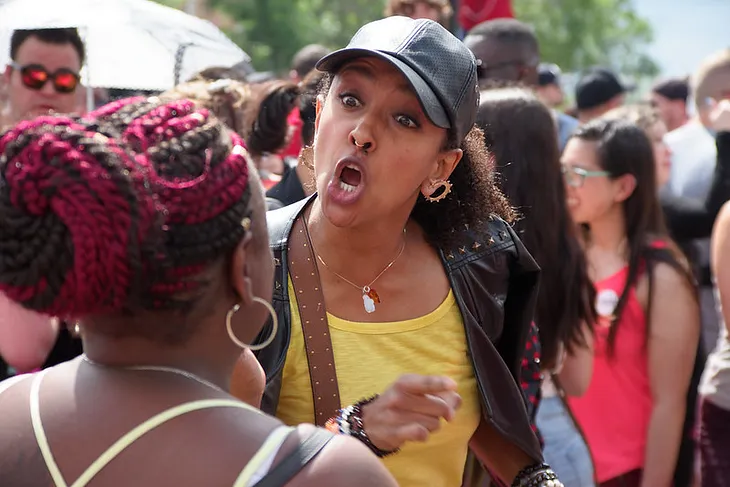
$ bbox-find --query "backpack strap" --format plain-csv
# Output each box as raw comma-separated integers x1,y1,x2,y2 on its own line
251,428,334,487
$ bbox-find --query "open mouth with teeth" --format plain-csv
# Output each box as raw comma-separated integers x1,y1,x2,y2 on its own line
338,164,362,192
327,159,366,205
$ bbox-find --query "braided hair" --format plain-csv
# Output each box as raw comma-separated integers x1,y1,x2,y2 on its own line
0,98,254,321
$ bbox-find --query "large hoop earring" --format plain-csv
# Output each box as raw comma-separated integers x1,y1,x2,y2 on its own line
226,297,278,351
424,180,452,203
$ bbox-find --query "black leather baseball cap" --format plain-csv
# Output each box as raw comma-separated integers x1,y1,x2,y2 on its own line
316,16,480,144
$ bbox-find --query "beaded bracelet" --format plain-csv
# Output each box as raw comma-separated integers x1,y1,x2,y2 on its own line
324,394,400,458
511,462,564,487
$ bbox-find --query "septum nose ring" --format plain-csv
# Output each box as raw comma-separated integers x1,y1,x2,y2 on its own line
353,138,368,152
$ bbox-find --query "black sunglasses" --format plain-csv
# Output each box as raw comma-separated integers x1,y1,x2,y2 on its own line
10,62,80,94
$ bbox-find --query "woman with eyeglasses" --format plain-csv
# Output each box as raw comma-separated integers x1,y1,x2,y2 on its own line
562,119,700,487
604,103,730,243
603,102,730,487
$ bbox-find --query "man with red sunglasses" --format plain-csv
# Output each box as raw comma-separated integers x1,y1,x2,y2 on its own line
4,28,84,124
0,27,86,381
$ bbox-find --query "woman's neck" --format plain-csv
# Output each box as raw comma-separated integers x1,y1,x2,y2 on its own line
587,206,628,257
307,198,414,282
81,325,239,393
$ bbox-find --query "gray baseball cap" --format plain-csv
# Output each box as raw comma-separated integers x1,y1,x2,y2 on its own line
317,16,480,144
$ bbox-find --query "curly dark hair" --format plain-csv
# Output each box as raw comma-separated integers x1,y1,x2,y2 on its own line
0,98,255,328
304,74,514,249
162,79,299,158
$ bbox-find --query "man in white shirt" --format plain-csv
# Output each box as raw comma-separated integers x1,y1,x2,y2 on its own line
666,48,730,352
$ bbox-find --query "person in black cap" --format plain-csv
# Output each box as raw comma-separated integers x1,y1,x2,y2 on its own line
575,67,633,124
249,15,562,487
651,77,690,132
536,63,565,108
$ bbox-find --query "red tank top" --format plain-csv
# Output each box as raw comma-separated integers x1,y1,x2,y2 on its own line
568,265,652,482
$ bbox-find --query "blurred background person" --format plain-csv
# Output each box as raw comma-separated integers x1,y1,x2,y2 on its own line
651,77,690,133
536,63,566,109
464,18,578,150
162,76,300,192
574,67,632,124
281,44,332,163
289,44,331,84
384,0,453,26
666,49,730,356
266,69,323,208
564,119,700,487
699,169,730,486
478,87,597,486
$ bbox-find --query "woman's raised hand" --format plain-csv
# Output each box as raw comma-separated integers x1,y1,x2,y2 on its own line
360,374,462,451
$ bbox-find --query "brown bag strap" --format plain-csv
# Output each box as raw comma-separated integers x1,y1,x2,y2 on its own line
287,214,341,426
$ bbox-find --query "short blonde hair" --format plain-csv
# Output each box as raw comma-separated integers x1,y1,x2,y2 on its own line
603,103,661,134
692,48,730,110
384,0,453,23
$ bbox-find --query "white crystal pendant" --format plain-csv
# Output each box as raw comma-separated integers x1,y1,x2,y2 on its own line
362,293,376,313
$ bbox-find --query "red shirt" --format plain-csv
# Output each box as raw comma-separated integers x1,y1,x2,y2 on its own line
569,266,652,482
458,0,514,32
281,109,303,159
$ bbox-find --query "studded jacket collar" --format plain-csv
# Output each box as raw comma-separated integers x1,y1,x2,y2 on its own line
256,195,543,461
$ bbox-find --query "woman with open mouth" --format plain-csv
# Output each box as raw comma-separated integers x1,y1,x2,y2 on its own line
240,16,563,487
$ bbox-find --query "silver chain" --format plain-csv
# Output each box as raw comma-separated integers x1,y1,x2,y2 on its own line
81,355,226,394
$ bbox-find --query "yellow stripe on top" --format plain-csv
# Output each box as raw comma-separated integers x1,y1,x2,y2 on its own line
276,280,480,487
28,370,291,487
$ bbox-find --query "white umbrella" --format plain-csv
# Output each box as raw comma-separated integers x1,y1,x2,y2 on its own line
0,0,251,91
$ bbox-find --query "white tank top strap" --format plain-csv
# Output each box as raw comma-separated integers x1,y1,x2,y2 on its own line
233,425,295,487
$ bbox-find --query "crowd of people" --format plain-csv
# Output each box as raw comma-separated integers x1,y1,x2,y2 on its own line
1,1,729,486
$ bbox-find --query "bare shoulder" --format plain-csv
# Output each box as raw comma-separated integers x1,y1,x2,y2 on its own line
716,201,730,229
647,260,699,337
712,202,730,257
651,260,692,289
287,425,398,487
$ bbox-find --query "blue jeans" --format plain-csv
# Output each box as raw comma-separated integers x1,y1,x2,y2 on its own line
536,395,596,487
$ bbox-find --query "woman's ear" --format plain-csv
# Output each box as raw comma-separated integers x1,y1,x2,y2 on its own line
428,148,463,183
229,232,254,307
613,173,638,203
315,95,325,135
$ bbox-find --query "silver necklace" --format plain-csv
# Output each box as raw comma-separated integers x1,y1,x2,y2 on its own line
81,355,225,394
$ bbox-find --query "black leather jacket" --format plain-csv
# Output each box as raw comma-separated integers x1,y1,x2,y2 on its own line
256,196,543,461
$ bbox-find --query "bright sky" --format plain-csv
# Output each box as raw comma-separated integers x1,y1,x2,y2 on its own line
634,0,730,77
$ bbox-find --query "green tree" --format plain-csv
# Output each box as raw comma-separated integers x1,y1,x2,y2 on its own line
512,0,658,77
209,0,382,73
153,0,657,78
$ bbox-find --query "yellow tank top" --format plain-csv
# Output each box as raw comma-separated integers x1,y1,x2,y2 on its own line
276,281,480,487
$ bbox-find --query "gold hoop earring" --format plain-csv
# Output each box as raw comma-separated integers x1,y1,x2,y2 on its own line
424,180,452,203
226,297,278,351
